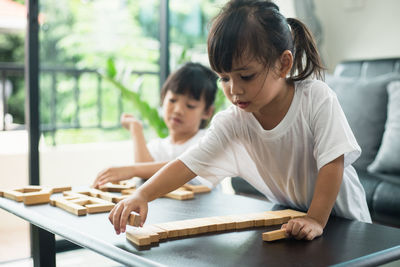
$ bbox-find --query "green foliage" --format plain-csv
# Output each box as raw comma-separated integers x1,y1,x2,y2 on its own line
103,59,168,138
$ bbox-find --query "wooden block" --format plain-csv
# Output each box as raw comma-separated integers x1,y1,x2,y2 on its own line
164,189,194,200
128,212,141,227
126,228,152,246
50,196,87,216
3,190,24,202
23,191,51,205
262,229,288,242
153,222,181,238
50,186,72,193
3,186,52,205
263,211,291,225
273,209,307,219
216,216,236,230
145,225,168,240
182,184,211,193
179,220,200,236
86,203,114,213
247,213,270,227
230,215,255,229
121,188,136,195
99,181,136,192
208,217,228,231
0,190,3,197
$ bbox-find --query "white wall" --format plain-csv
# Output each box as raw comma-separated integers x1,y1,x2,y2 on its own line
315,0,400,72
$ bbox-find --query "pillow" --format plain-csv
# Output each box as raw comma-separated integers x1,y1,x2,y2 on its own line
326,74,400,170
368,81,400,174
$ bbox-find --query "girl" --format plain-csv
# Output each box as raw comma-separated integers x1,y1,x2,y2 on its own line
93,62,217,189
109,0,371,240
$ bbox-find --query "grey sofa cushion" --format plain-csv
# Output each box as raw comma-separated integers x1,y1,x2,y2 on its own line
368,81,400,174
326,74,400,170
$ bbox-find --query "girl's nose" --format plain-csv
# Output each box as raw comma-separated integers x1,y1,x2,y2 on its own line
173,101,184,114
230,81,243,95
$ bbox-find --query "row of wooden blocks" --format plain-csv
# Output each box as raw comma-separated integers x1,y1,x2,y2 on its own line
125,209,306,246
0,186,72,205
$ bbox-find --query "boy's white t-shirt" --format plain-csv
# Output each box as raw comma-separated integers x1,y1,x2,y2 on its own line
147,129,213,188
179,79,371,223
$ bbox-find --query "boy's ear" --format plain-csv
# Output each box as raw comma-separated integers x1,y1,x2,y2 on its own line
202,105,215,120
279,50,293,78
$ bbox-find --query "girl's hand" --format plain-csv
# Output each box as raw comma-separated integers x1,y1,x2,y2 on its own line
92,167,134,188
120,113,143,134
281,216,323,240
108,191,148,234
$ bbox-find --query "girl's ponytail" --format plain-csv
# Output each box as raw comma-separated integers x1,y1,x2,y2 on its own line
287,18,324,81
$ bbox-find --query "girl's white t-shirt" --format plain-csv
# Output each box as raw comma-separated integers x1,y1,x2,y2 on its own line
179,79,371,222
147,129,213,188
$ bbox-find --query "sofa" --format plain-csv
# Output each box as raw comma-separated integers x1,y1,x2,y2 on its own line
231,58,400,228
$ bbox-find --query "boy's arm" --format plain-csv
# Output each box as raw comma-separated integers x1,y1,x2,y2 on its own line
93,161,169,188
130,124,154,162
120,113,154,163
283,155,344,240
109,159,196,234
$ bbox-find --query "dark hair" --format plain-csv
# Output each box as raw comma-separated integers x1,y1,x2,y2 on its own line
208,0,324,82
160,62,218,128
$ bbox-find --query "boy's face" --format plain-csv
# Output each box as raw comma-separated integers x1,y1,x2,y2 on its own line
162,90,211,137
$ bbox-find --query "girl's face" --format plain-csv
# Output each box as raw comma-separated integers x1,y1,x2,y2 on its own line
162,90,211,139
216,58,286,115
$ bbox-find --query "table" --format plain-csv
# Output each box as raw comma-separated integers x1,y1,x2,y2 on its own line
1,189,400,267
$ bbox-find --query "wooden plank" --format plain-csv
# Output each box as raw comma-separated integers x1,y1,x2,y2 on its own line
50,196,87,216
99,181,136,192
144,225,168,240
23,191,51,205
50,186,72,193
262,229,288,242
126,228,152,246
153,222,181,238
273,209,307,219
3,190,24,202
263,211,291,225
182,184,211,193
164,189,194,200
121,188,136,195
85,203,114,214
128,212,141,227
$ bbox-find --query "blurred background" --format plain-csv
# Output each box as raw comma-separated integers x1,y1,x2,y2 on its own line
1,0,399,265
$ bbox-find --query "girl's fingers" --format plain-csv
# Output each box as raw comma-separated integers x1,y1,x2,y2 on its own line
297,226,312,240
139,204,148,227
112,203,125,234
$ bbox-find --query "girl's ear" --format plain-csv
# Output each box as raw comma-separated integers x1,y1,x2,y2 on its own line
202,105,215,120
279,50,293,78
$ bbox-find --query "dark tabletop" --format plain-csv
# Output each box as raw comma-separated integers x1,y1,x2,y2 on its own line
1,188,400,267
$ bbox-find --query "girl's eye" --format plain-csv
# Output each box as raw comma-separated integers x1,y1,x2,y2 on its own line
169,98,177,103
241,74,255,81
187,104,196,109
219,77,229,83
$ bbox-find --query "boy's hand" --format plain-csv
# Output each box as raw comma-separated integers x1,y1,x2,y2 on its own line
281,216,323,241
93,167,133,188
120,113,143,134
109,191,148,234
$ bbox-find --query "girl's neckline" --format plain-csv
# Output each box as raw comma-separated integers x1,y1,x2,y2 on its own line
248,80,301,138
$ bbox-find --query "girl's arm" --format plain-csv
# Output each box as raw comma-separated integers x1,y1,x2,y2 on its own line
109,159,196,234
121,113,154,163
283,155,344,240
92,161,169,188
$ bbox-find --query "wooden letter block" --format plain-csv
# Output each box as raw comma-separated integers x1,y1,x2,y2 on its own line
99,181,136,192
126,228,154,246
164,189,194,200
3,186,52,205
262,229,288,242
128,212,141,227
182,184,211,193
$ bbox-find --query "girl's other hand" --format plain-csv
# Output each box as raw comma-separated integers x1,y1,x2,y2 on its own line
108,192,148,234
281,216,323,241
120,113,143,134
92,167,133,188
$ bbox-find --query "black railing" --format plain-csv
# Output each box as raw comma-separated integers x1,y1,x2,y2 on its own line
0,62,158,144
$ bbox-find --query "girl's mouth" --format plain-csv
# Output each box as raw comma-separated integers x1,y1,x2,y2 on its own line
171,117,183,124
237,101,250,109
